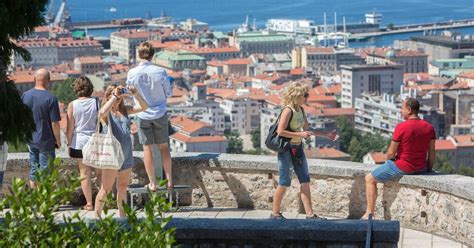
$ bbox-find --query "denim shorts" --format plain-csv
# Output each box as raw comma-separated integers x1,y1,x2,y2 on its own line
277,148,310,186
371,160,405,183
28,146,55,181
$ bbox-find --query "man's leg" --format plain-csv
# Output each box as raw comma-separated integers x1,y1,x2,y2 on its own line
362,173,378,219
143,144,157,190
27,146,39,189
158,143,172,188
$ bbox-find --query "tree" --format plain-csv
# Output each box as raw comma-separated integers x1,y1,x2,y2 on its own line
348,137,363,162
251,125,261,149
225,131,243,154
433,154,454,174
336,117,360,153
52,78,77,105
0,1,49,146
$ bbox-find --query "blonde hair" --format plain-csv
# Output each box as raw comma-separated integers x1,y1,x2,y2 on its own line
281,82,309,109
103,84,126,114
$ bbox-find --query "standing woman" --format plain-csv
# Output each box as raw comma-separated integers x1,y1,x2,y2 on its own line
94,84,148,217
271,82,335,220
66,76,101,211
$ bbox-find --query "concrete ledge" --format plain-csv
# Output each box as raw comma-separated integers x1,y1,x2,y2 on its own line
170,152,473,201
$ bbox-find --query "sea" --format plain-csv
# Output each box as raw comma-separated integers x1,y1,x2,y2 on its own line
62,0,474,47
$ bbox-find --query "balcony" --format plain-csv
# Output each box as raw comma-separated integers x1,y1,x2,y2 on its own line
4,152,473,246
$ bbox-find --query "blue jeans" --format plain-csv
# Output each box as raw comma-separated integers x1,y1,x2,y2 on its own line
28,146,55,181
277,148,310,186
371,160,405,183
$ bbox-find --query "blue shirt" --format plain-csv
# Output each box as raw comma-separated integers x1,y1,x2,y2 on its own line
126,61,171,120
21,88,61,152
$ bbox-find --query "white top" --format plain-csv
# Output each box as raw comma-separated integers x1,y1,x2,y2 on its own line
71,98,98,150
126,61,171,120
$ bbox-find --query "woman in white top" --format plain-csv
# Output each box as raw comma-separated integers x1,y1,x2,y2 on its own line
66,76,100,211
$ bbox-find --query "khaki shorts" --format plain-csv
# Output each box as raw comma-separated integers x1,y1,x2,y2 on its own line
137,115,169,145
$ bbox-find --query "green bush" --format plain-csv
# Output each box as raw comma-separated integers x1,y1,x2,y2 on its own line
0,158,176,247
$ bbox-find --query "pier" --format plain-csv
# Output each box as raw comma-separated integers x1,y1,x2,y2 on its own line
70,18,145,30
350,18,474,40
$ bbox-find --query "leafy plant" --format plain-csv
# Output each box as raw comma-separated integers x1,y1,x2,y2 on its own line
51,78,77,105
0,158,176,247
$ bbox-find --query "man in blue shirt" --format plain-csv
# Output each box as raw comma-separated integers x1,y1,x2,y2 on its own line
126,42,173,190
21,68,61,188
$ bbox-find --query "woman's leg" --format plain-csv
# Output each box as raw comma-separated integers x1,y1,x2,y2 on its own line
77,159,93,209
94,169,118,217
272,151,292,216
300,182,314,217
116,168,132,217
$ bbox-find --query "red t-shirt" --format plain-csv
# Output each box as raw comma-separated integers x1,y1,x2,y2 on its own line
392,119,436,173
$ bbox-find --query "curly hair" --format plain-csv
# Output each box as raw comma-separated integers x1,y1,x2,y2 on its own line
281,82,309,109
73,76,94,97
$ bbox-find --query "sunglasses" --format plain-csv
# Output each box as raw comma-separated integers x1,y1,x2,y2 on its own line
303,92,309,98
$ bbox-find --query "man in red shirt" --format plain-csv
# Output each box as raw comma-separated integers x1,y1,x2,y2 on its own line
362,98,436,219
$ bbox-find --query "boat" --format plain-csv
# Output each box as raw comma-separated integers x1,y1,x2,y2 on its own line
109,7,117,13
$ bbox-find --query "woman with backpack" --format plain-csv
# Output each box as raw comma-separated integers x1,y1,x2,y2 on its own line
270,82,336,220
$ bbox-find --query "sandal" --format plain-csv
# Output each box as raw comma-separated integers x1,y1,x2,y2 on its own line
270,212,286,220
145,183,157,192
306,214,326,220
82,205,94,211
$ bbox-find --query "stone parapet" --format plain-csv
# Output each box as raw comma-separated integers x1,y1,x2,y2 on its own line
4,152,473,245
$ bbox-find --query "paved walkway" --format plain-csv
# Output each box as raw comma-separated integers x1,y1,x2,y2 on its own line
65,207,467,248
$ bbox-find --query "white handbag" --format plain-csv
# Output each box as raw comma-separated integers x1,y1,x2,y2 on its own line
82,114,124,170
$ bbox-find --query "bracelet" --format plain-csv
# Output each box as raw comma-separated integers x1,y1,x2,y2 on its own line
111,95,118,101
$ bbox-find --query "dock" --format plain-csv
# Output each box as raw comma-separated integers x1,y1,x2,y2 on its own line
350,18,474,40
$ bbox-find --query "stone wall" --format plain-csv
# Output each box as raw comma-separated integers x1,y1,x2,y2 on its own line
4,152,473,245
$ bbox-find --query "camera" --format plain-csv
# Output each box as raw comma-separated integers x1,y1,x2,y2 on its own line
119,87,129,94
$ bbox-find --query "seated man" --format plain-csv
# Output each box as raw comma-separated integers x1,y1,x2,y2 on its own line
362,98,436,219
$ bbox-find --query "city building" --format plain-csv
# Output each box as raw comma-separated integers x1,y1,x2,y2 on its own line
471,103,474,134
110,29,150,63
435,135,474,168
153,50,206,71
229,31,294,56
364,48,428,73
10,70,67,93
354,93,446,138
304,147,351,161
169,116,228,153
457,72,474,87
12,37,102,67
181,19,209,32
394,31,474,62
223,58,251,76
179,46,241,61
363,152,387,165
341,64,404,108
429,56,474,77
292,46,365,75
266,19,317,34
73,56,105,74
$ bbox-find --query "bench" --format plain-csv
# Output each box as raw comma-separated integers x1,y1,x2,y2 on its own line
127,185,190,209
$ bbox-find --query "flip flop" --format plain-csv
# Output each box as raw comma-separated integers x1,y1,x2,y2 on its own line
145,184,157,192
82,205,94,211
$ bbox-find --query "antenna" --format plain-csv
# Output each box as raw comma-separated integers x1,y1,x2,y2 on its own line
334,12,337,33
324,12,327,47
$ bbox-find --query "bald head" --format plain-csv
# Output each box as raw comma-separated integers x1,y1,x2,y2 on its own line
35,68,50,89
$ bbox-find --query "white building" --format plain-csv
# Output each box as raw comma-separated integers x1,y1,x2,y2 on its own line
218,94,260,134
355,93,446,137
341,64,404,108
169,116,228,153
12,37,103,67
110,30,150,63
471,103,474,134
266,19,316,34
365,12,383,25
436,135,474,168
181,19,209,32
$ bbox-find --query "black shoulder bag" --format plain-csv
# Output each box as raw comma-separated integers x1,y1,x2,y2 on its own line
265,107,293,152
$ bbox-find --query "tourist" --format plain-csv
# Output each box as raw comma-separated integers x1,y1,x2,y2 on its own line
21,68,61,189
126,42,173,191
362,98,436,219
66,76,101,211
94,84,148,217
271,82,337,220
